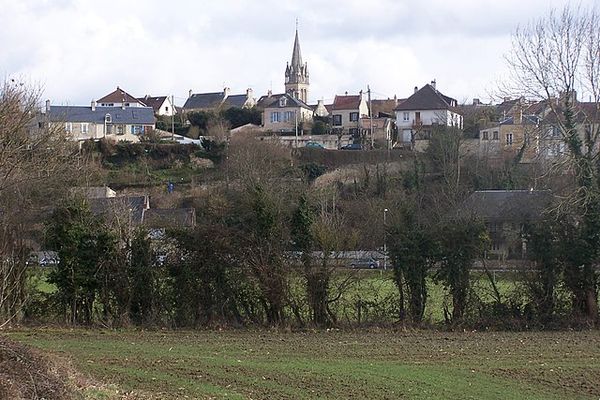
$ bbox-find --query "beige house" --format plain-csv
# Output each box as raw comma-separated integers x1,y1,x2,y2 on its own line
43,100,155,143
330,92,369,136
479,114,540,163
261,93,313,133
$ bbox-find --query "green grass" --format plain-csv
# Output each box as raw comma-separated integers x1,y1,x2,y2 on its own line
6,329,600,399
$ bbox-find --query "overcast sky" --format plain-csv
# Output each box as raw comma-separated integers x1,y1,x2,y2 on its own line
1,0,594,107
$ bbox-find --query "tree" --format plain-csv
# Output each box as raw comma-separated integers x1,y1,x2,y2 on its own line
434,219,487,323
45,200,117,324
291,192,357,326
388,207,438,323
0,80,79,327
523,215,564,322
507,5,600,319
220,107,261,129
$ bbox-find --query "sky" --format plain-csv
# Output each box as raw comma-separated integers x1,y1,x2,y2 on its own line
1,0,595,107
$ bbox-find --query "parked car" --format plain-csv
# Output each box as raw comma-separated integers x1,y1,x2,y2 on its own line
306,141,324,149
349,257,380,269
341,143,362,150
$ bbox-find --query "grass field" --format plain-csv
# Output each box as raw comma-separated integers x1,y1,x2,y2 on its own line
6,328,600,399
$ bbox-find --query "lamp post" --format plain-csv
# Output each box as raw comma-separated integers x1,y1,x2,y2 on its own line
383,208,388,270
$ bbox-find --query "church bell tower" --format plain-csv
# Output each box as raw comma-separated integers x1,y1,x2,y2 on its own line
285,25,309,103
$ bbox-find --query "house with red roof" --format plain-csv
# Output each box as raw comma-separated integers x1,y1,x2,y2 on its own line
97,87,147,108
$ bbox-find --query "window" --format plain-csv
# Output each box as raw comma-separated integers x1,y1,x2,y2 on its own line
332,114,342,126
116,125,124,135
81,123,89,134
284,111,294,122
491,242,501,251
131,125,142,135
64,122,72,133
165,106,169,113
270,112,280,123
279,97,287,107
415,112,421,124
403,112,409,121
349,128,358,135
492,131,499,140
482,131,489,140
132,111,138,120
349,112,359,122
506,133,513,145
124,103,130,107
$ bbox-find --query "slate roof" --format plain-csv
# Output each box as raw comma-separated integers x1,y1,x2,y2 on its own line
138,96,168,113
394,84,458,112
143,208,196,228
461,190,553,222
47,106,155,125
89,196,149,225
262,93,312,110
223,94,248,108
98,87,145,105
291,29,303,68
332,95,362,110
182,92,224,110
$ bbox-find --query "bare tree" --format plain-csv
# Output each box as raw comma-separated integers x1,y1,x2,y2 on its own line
0,80,79,327
506,5,600,318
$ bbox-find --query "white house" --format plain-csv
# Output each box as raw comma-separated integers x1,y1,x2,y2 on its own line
138,95,176,116
394,81,463,146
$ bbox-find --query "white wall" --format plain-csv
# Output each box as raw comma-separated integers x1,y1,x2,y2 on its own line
395,109,463,130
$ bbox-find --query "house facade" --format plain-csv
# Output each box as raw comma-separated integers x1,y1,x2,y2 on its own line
330,92,369,136
138,95,176,116
44,100,155,142
394,81,463,147
461,190,553,260
261,93,313,133
479,114,540,162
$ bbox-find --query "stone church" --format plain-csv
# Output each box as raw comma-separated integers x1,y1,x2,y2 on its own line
284,28,309,103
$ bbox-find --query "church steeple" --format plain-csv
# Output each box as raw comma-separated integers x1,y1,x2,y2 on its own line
285,23,309,103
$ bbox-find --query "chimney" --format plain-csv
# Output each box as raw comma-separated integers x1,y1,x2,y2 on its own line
345,91,348,96
91,100,96,111
430,79,436,89
188,89,192,98
223,87,230,98
246,88,253,99
45,99,50,113
503,97,511,103
473,98,480,106
267,89,272,97
414,86,418,94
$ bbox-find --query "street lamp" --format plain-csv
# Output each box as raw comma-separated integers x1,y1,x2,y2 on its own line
383,208,388,270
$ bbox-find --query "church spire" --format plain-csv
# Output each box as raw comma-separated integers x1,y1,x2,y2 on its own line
291,25,303,68
285,21,309,103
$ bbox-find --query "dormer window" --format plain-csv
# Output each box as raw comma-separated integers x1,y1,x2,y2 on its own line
105,113,112,124
279,97,287,107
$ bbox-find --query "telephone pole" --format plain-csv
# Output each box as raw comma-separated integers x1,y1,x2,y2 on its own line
368,85,374,149
171,95,175,141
